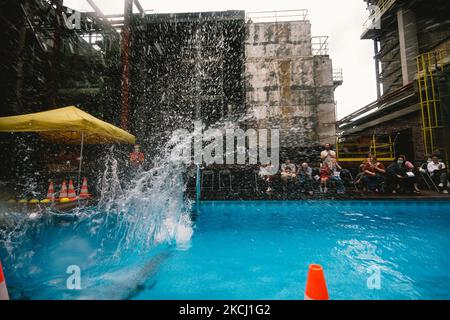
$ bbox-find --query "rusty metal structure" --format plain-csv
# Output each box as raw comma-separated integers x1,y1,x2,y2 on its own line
1,2,342,161
338,0,450,164
0,0,122,119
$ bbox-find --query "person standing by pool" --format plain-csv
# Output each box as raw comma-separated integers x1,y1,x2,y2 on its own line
129,144,145,170
427,154,449,194
320,143,336,166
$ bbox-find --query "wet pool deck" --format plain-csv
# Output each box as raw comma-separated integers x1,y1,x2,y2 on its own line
0,198,95,215
0,192,449,220
198,189,450,201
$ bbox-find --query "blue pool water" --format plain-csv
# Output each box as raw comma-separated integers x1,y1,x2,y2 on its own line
2,200,450,299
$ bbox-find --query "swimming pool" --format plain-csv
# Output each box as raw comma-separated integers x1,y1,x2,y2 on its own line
2,200,450,299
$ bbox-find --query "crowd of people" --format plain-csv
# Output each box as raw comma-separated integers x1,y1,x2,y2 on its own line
357,153,449,194
130,142,449,196
258,143,347,194
259,143,450,195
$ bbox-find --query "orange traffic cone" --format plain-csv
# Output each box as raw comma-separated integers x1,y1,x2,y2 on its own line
79,177,91,199
304,264,329,300
67,179,77,201
46,181,55,201
59,180,68,200
0,260,9,300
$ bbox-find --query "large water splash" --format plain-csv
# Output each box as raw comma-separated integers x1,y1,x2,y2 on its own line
97,143,194,257
0,128,196,299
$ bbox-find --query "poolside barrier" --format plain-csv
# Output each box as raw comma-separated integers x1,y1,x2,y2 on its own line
304,264,329,300
195,164,200,212
67,179,77,201
59,197,71,203
79,177,90,199
0,260,9,300
59,180,68,200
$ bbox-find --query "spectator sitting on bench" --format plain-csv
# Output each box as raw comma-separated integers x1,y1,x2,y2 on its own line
362,155,385,193
320,162,331,193
405,160,421,194
298,162,314,195
281,159,297,184
386,155,415,194
259,162,276,192
427,154,449,194
329,158,346,194
354,164,366,191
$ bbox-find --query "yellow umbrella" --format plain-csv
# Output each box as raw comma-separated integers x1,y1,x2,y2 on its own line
0,106,135,144
0,106,136,187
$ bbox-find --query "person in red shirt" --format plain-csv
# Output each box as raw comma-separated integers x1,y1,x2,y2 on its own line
362,155,385,192
129,144,145,169
320,163,331,193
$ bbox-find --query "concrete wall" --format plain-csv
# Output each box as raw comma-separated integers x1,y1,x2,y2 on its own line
244,21,336,148
397,7,419,86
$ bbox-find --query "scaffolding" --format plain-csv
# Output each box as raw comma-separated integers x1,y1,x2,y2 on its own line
336,134,395,162
416,49,450,161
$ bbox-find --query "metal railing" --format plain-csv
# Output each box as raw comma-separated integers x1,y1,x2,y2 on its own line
336,134,395,162
333,69,343,83
362,0,396,32
246,9,308,23
195,164,201,212
416,49,450,162
312,36,329,56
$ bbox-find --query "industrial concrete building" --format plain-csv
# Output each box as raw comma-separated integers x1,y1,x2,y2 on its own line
245,11,341,149
129,9,341,154
337,0,450,164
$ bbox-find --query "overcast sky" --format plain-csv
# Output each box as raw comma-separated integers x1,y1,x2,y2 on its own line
65,0,377,119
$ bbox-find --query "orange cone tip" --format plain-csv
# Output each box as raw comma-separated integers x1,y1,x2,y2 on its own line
67,179,77,200
304,264,329,300
79,177,91,199
0,260,9,300
46,181,55,201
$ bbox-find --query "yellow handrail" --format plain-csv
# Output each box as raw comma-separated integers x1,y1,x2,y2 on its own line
336,134,395,162
416,50,449,160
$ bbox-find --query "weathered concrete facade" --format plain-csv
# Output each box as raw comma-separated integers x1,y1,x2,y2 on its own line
245,20,337,149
